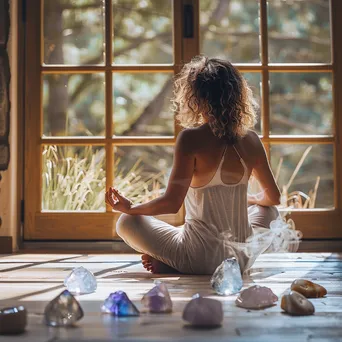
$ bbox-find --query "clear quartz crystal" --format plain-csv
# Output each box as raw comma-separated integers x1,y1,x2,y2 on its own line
210,258,243,295
64,266,97,294
102,291,140,316
141,281,172,313
44,290,84,327
182,294,223,327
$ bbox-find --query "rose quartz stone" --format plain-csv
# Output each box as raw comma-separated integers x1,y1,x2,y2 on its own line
235,285,278,309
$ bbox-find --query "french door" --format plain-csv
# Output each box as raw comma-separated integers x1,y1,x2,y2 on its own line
189,0,342,239
24,0,342,240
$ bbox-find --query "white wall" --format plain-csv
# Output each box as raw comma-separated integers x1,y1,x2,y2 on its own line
0,0,19,251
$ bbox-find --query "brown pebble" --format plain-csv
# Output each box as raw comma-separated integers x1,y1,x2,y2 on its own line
0,306,27,335
281,291,315,316
291,279,327,298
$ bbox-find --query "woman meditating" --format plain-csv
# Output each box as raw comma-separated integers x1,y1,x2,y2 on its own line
105,56,301,275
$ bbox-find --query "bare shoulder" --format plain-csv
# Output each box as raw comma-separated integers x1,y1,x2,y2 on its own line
244,130,261,142
175,128,200,154
177,127,199,143
245,130,263,146
240,130,264,156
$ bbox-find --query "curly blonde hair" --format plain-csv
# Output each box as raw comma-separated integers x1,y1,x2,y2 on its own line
172,55,258,143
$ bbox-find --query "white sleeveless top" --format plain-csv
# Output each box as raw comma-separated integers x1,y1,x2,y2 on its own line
184,145,250,243
181,144,301,274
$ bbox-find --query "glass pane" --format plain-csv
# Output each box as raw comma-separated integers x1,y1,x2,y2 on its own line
269,73,332,135
42,146,106,211
270,144,333,209
268,0,331,63
43,74,105,137
243,72,261,134
43,0,105,65
113,73,174,136
200,0,260,63
113,0,173,64
114,145,173,204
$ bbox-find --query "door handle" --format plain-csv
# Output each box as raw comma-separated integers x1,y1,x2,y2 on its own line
183,4,194,38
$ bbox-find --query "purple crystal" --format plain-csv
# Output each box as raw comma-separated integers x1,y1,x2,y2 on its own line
102,291,140,316
183,294,223,327
44,290,84,327
141,282,172,313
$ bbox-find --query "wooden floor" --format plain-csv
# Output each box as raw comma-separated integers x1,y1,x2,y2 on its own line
0,253,341,342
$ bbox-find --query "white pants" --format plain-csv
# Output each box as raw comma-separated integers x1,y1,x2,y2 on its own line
116,205,279,275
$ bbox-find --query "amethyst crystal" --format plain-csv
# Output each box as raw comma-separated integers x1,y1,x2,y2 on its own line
183,294,223,327
141,282,172,313
102,291,140,316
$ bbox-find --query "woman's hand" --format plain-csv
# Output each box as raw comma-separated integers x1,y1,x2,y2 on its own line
103,130,195,216
105,187,133,213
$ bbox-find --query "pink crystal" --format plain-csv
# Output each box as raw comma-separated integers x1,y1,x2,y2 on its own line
141,282,172,313
235,285,278,309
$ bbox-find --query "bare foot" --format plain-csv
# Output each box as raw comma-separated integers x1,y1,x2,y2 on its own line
141,254,179,274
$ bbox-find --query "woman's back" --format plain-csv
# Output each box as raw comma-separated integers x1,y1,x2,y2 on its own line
188,125,259,188
184,125,252,242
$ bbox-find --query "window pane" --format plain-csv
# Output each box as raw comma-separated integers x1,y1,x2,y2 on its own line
113,73,174,136
42,146,106,211
114,146,173,204
269,73,332,135
113,0,173,64
270,144,333,209
268,0,331,63
200,0,260,63
43,0,105,65
43,74,105,137
243,72,261,134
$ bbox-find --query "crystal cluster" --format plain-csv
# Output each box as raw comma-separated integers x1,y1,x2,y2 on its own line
44,290,84,327
102,291,140,316
141,282,172,313
235,285,278,309
183,294,223,327
281,291,315,316
0,306,27,335
64,266,97,294
291,279,327,298
210,258,243,295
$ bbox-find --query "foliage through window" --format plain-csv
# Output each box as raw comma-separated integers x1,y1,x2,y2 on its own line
24,0,341,240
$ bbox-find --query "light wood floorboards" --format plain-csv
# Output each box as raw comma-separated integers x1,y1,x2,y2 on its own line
0,253,341,342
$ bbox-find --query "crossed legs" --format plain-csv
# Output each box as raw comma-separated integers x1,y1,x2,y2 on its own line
116,214,185,273
116,205,280,274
